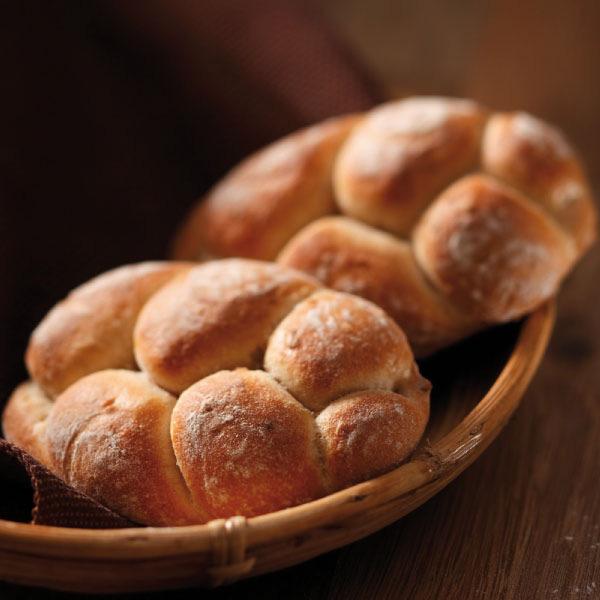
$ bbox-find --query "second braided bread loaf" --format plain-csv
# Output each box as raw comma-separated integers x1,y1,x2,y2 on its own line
174,97,597,355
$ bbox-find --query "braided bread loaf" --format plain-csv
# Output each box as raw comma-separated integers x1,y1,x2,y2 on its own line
2,260,430,525
174,97,597,355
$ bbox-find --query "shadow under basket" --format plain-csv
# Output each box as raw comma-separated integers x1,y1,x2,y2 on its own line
0,301,555,593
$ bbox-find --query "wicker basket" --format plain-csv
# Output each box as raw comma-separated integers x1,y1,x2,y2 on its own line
0,302,555,593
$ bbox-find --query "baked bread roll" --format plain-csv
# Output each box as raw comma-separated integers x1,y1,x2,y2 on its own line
2,259,430,526
174,97,597,355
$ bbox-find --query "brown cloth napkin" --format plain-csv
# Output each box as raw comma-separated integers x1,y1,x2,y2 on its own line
0,0,379,528
0,439,135,528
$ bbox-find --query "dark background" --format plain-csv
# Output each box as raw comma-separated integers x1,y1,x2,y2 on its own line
1,1,599,598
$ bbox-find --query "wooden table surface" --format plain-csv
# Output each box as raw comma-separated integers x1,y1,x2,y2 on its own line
1,1,599,598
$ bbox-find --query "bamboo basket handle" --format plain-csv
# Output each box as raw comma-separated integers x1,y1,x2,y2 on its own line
206,515,256,587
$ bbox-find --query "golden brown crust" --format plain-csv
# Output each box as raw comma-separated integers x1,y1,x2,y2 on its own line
2,382,53,466
413,174,575,321
334,97,486,236
173,115,359,261
264,290,414,411
278,216,480,356
316,389,429,489
134,259,320,393
171,369,327,519
25,262,190,397
45,370,206,526
482,112,597,254
4,259,432,525
6,97,593,525
173,97,596,352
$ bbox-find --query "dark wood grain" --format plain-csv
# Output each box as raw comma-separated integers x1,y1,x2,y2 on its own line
1,0,599,598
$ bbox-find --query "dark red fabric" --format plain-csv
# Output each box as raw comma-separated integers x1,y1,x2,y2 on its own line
0,0,379,528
